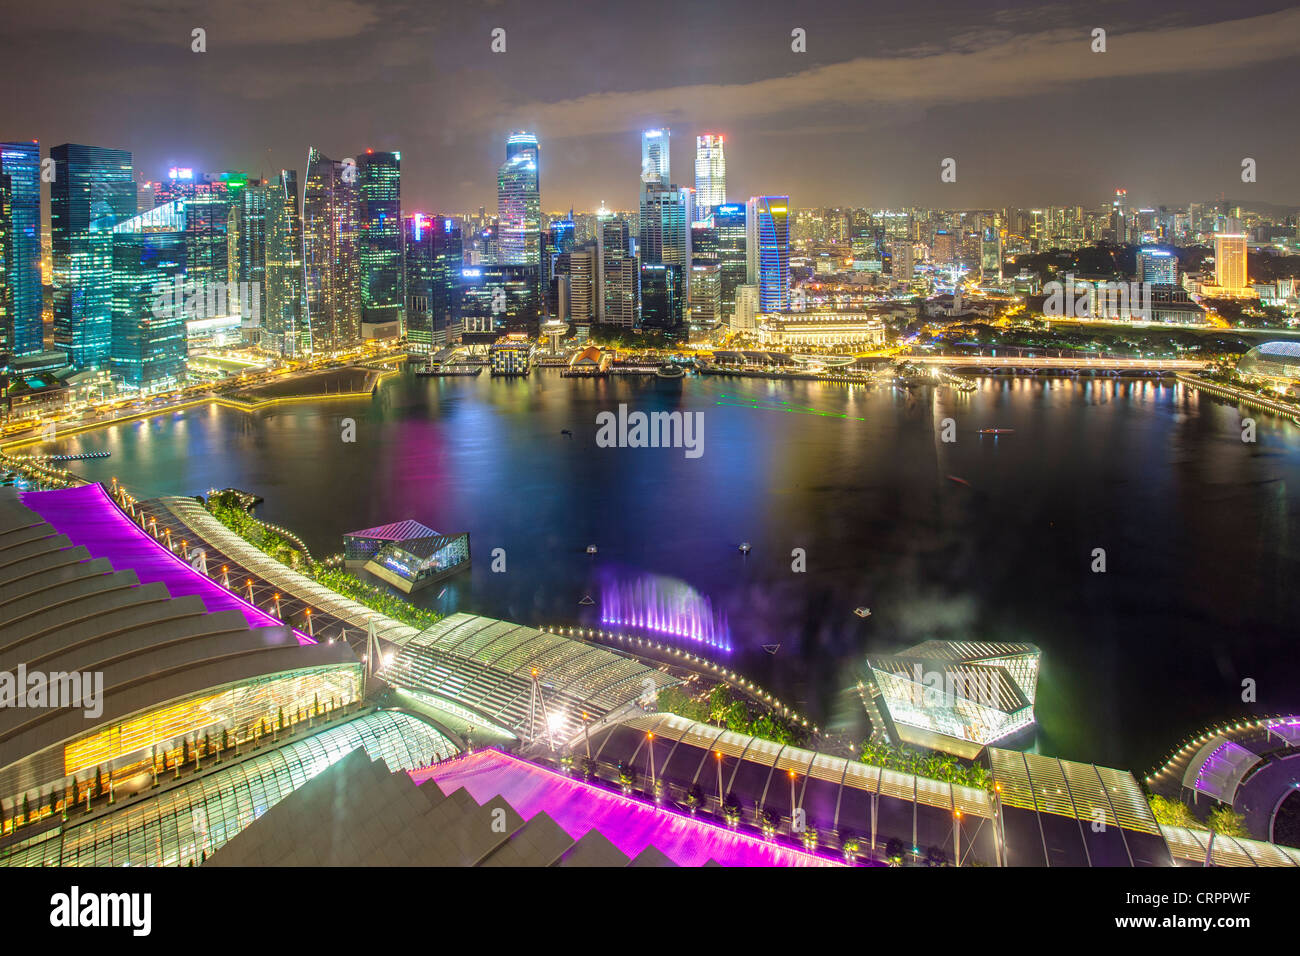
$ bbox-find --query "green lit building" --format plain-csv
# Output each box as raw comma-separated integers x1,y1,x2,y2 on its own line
358,151,403,336
110,200,187,389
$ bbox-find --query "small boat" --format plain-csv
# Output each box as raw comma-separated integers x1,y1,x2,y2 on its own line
946,475,971,487
978,428,1015,435
561,428,573,438
738,542,751,554
586,544,597,554
762,643,781,654
655,363,685,379
853,607,871,619
578,595,595,606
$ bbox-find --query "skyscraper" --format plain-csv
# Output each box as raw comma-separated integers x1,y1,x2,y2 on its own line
1214,233,1248,292
110,200,187,388
303,148,362,353
227,181,268,337
156,169,239,292
641,128,670,185
50,144,136,368
497,132,540,268
694,134,726,212
357,150,403,332
0,142,42,356
597,218,636,328
747,195,790,312
713,203,747,324
404,213,462,351
0,174,12,358
1137,248,1177,286
264,170,306,356
640,181,691,331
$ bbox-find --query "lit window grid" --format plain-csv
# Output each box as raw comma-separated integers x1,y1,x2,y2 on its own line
0,710,452,867
873,669,1034,745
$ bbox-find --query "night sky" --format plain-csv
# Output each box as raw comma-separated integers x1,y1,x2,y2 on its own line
4,0,1299,212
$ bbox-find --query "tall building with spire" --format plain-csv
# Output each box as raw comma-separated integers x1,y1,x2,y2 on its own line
694,134,726,213
50,143,136,368
497,132,540,267
302,148,362,353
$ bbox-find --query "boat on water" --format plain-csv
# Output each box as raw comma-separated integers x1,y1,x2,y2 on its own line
738,542,751,554
585,544,597,554
655,363,685,379
979,427,1015,435
853,607,871,619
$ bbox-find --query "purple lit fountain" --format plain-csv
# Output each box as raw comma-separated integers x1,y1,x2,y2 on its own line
601,573,732,652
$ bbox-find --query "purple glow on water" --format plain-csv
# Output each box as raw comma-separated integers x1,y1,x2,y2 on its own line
601,573,732,651
20,484,311,643
413,750,836,867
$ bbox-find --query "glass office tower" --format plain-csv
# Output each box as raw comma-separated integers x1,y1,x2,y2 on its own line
713,203,747,323
497,132,540,268
303,148,362,353
694,134,726,212
358,150,403,330
51,144,136,368
265,170,306,356
747,195,790,312
641,128,670,185
0,142,42,355
404,213,462,352
110,200,187,389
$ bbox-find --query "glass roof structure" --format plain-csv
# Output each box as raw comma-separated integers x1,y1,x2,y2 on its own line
0,710,452,867
378,613,679,744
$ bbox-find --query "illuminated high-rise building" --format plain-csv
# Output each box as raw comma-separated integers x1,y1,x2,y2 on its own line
303,147,362,353
694,134,726,212
1137,248,1178,286
156,169,242,292
640,181,690,331
50,143,136,368
357,150,403,332
404,213,462,351
0,142,42,356
746,195,790,312
0,174,11,357
1214,233,1248,292
109,200,187,389
597,218,636,328
227,181,268,338
264,170,306,356
1111,188,1129,244
641,128,670,185
713,203,747,323
497,132,540,268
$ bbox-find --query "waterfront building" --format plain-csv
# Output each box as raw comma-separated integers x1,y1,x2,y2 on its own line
357,150,403,336
732,283,759,332
755,310,886,349
459,264,540,341
639,181,690,330
303,148,362,353
597,218,636,327
688,262,721,331
746,195,790,311
50,144,136,368
109,200,187,388
498,132,540,268
0,173,10,356
404,213,462,352
638,263,683,334
1237,341,1300,386
489,334,534,375
713,203,747,324
694,134,726,212
0,142,42,355
343,519,469,594
866,640,1041,758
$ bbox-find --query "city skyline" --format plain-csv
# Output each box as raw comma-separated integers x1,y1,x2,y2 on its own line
3,1,1300,212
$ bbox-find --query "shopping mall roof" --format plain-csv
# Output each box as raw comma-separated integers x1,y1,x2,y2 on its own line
344,520,440,542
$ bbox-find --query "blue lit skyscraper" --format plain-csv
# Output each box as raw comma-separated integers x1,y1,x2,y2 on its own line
1137,248,1178,286
50,143,136,369
404,212,462,351
0,142,43,356
713,203,747,323
746,195,790,311
498,132,540,267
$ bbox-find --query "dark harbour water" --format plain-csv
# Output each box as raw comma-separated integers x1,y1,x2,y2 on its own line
33,368,1300,773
